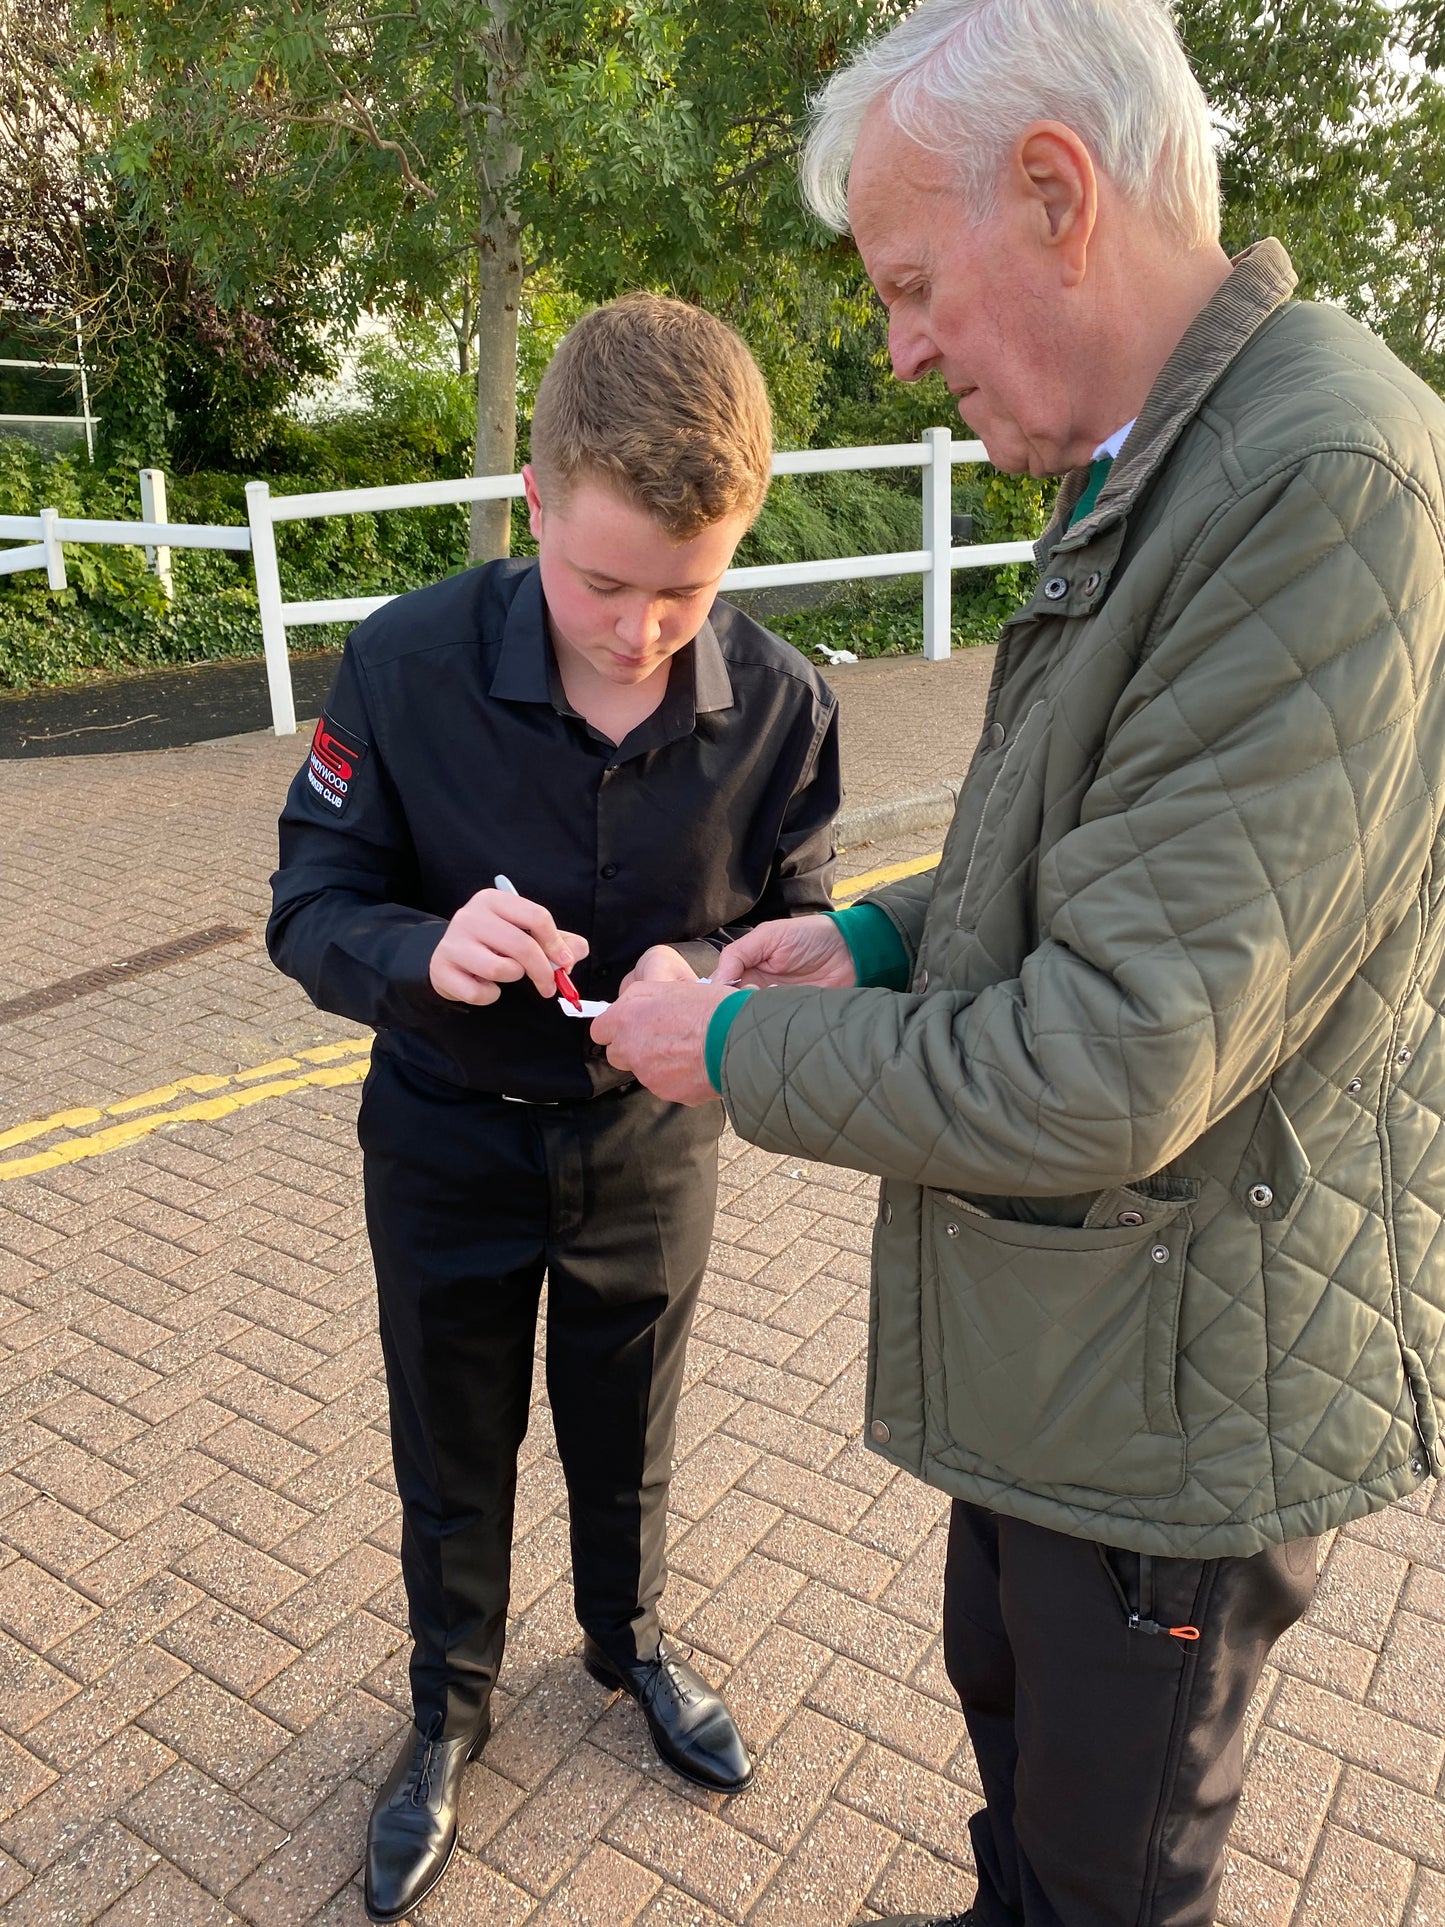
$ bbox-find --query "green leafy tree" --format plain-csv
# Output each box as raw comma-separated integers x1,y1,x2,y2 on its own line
78,0,902,556
1178,0,1445,387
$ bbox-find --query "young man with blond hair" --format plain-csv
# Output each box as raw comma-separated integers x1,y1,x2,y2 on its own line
268,293,839,1924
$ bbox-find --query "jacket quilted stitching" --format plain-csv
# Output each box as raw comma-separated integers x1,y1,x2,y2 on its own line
719,242,1445,1555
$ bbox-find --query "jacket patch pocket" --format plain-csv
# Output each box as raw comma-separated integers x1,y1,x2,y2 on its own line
925,1192,1188,1498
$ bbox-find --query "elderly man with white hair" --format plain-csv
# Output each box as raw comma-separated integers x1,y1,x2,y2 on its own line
594,2,1445,1922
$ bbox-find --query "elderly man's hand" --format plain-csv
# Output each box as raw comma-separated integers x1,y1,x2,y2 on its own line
590,980,736,1106
714,915,856,990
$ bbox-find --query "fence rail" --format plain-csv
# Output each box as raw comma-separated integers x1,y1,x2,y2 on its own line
1,428,1038,737
0,508,249,600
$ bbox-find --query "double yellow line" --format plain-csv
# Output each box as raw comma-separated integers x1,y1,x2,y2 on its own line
0,1039,373,1183
0,851,938,1184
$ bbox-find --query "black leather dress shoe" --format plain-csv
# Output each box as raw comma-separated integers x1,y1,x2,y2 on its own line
865,1912,978,1926
364,1711,490,1923
582,1635,754,1792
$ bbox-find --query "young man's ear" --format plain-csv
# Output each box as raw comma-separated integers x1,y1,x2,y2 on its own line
521,464,546,543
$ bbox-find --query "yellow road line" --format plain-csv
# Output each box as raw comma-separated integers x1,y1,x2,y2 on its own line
0,1038,373,1181
1,856,944,1182
833,851,939,902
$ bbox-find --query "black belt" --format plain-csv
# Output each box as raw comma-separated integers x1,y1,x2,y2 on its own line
499,1079,636,1107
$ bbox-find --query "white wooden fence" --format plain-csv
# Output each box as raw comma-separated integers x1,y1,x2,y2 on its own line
3,428,1036,736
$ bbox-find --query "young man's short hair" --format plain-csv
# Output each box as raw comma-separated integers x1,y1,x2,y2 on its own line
529,293,773,538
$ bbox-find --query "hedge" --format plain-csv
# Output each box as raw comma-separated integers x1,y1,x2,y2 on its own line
0,425,1050,692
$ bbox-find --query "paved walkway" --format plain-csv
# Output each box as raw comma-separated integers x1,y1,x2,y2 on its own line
0,652,1441,1926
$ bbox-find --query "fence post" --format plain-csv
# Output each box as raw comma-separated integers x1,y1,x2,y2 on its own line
920,426,953,661
138,468,173,598
246,481,297,735
39,508,67,591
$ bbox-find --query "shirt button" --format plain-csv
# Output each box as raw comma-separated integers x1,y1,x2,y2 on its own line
869,1419,892,1444
600,863,619,880
983,721,1006,750
915,968,929,992
1043,576,1069,600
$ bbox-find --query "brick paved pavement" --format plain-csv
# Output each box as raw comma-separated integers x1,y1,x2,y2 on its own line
1,656,1443,1925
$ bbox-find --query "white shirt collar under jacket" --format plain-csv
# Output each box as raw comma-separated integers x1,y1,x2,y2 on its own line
1093,419,1137,462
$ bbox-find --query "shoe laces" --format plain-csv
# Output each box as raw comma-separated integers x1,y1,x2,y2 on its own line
411,1716,444,1806
643,1643,699,1713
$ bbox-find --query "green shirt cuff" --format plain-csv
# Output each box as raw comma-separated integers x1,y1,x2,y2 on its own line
829,903,912,990
705,988,755,1093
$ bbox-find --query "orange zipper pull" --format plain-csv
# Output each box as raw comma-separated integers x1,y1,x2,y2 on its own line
1169,1625,1201,1641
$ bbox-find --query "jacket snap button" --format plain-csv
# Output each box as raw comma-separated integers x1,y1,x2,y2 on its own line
1043,576,1069,600
881,1201,893,1225
945,1222,960,1237
915,969,929,992
1151,1244,1170,1264
1083,570,1101,594
984,721,1006,749
1248,1183,1274,1209
1347,1078,1363,1095
869,1419,892,1444
1409,1454,1427,1477
1397,1045,1412,1065
1118,1209,1145,1227
600,862,619,879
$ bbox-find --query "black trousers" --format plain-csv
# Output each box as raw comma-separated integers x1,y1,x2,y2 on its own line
944,1500,1319,1927
359,1056,722,1736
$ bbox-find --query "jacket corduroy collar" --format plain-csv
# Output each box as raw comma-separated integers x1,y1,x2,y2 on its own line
1046,238,1299,554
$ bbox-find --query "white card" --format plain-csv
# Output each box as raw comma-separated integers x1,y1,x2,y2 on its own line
558,997,612,1018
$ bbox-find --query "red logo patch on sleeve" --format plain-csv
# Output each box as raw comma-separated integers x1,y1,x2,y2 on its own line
306,712,368,813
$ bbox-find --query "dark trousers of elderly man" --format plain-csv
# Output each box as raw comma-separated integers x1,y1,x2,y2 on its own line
591,3,1445,1923
938,1506,1317,1925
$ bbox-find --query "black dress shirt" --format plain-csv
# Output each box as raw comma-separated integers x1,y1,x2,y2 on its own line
268,558,839,1101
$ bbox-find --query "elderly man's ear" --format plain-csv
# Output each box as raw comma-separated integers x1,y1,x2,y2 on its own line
1014,122,1098,285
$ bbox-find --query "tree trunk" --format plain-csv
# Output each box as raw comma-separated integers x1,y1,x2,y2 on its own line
468,186,522,562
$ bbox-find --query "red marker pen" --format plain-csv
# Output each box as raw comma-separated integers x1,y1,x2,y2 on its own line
494,875,582,1009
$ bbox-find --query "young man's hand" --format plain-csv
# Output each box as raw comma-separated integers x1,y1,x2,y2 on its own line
429,887,589,1006
714,915,856,990
619,944,700,992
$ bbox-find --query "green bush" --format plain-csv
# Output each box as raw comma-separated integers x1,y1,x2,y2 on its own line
0,344,1053,691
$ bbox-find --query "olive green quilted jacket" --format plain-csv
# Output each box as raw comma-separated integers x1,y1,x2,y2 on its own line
719,241,1445,1555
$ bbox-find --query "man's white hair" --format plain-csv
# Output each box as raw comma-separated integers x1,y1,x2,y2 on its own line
801,0,1220,250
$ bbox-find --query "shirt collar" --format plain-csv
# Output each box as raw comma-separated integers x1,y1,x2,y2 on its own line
1092,420,1136,462
691,615,734,715
489,563,552,702
488,559,735,729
